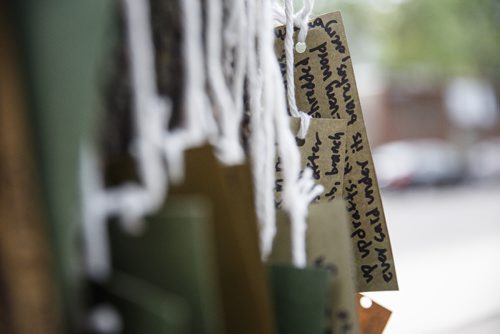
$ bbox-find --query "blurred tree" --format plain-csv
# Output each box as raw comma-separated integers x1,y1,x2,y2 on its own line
384,0,500,80
313,0,500,81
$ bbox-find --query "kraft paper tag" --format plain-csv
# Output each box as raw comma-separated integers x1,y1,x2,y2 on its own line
108,196,224,334
171,146,275,334
220,163,277,334
307,201,360,334
268,264,330,334
270,201,360,334
275,12,398,291
276,118,347,207
356,294,392,334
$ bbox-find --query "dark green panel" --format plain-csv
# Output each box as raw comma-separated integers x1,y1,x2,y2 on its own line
104,272,191,334
109,196,225,334
268,264,331,334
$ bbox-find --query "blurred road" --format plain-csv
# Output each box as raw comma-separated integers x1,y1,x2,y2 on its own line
365,185,500,334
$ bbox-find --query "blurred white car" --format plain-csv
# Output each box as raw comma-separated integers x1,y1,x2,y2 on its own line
373,139,465,189
466,138,500,182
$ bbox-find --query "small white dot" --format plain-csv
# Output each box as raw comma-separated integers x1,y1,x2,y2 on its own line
295,42,307,53
360,296,373,309
89,304,123,333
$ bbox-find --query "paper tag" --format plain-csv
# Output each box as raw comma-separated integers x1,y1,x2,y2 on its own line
220,163,277,334
270,201,360,334
275,12,398,291
307,201,360,334
357,294,392,334
275,118,347,207
171,146,275,334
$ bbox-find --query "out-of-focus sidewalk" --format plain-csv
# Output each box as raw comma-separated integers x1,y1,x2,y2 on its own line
365,185,500,334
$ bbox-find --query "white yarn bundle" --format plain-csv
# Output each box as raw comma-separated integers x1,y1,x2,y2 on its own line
81,0,323,280
82,0,170,280
250,0,323,266
82,0,247,280
206,0,246,165
165,0,218,182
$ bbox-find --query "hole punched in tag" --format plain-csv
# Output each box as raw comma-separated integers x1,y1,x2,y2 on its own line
295,41,307,53
359,296,373,309
357,294,392,334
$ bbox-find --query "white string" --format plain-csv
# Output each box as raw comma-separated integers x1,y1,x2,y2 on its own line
270,53,323,267
81,0,322,278
296,0,314,44
229,0,247,128
206,0,245,165
259,0,323,267
284,0,299,116
273,0,314,38
82,0,250,280
82,0,170,280
247,0,277,259
283,0,314,140
223,1,238,77
162,0,220,184
122,0,169,228
180,0,215,143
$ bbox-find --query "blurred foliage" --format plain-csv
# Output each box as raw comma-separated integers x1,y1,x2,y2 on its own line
311,0,500,81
